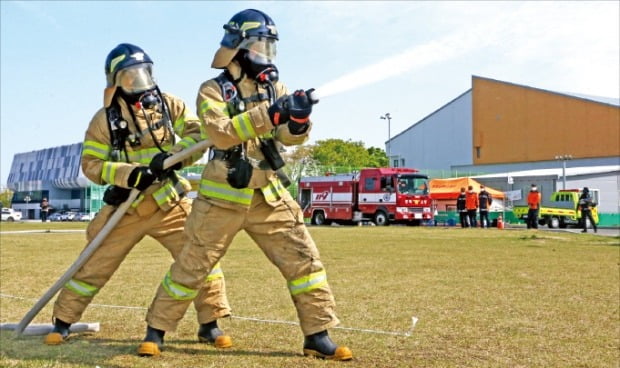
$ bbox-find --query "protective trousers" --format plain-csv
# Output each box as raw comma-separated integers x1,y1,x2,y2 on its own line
52,197,230,325
146,191,340,336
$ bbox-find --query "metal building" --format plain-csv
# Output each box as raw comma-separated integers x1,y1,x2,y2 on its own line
6,143,106,220
388,75,620,226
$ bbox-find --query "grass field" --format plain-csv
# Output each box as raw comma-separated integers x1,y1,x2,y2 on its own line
0,222,618,368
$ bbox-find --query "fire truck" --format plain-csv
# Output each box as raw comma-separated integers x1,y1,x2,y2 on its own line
298,168,434,226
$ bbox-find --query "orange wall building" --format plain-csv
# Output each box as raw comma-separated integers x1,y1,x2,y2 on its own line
472,76,620,165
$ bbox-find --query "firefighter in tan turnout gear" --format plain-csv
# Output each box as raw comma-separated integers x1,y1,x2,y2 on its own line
138,9,352,361
45,43,232,350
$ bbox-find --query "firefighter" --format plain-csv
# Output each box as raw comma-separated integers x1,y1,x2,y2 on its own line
478,185,492,228
138,9,352,361
465,185,479,227
577,187,597,233
456,187,468,228
526,184,541,229
45,43,232,349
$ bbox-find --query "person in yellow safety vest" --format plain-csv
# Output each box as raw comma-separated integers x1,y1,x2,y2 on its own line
137,9,353,361
44,43,232,349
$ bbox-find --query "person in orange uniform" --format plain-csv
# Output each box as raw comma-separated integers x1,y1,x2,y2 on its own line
526,184,541,229
465,185,479,228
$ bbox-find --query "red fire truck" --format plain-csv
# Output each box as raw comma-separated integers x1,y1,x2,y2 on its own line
298,168,434,226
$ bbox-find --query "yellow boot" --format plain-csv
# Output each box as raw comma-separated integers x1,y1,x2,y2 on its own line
303,330,352,361
197,320,232,348
44,319,71,345
137,326,164,357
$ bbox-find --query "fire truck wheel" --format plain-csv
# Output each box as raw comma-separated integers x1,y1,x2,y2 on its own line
312,211,326,226
373,211,389,226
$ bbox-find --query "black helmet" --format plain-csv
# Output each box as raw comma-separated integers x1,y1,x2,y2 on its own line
104,43,155,107
212,9,278,69
583,187,589,192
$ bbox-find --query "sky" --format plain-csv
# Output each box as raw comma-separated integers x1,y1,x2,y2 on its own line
1,1,619,186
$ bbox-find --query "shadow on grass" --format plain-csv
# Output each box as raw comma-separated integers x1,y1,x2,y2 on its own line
2,332,298,367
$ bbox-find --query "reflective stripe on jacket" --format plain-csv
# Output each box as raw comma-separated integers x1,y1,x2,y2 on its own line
199,177,289,206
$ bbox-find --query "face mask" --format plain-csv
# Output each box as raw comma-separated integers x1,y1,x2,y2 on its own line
119,88,160,110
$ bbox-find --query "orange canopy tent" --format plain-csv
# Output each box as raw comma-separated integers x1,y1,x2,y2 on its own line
429,177,505,200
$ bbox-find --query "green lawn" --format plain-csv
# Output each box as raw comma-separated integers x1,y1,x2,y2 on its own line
1,222,618,367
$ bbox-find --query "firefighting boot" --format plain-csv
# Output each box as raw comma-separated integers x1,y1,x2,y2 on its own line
197,320,232,348
44,318,71,345
137,326,165,357
303,330,353,361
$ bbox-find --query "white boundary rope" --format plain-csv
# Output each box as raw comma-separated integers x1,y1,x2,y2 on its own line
0,293,416,337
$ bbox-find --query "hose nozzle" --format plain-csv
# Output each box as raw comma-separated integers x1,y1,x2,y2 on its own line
306,88,320,105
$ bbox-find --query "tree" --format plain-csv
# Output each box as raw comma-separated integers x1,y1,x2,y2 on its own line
0,188,14,208
367,146,389,167
310,139,387,169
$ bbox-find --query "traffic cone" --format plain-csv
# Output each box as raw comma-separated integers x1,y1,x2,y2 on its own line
497,215,504,229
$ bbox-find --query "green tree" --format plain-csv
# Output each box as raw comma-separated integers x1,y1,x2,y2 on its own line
0,188,14,208
367,146,389,167
310,139,387,168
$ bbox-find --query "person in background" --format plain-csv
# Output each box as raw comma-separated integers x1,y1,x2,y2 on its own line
465,185,478,228
456,187,468,228
526,184,541,229
577,187,597,233
478,185,492,228
44,43,231,351
40,197,50,222
138,9,352,361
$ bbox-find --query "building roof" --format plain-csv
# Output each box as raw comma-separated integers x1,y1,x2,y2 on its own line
472,165,620,179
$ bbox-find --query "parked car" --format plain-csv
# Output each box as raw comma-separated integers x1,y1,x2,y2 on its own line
49,212,63,222
1,208,23,222
60,211,78,221
78,213,93,222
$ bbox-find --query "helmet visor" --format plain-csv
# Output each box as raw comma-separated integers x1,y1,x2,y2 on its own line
239,37,277,65
116,64,155,94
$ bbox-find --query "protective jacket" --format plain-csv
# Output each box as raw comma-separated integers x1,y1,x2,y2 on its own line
478,190,492,211
146,61,340,336
577,193,594,211
527,191,541,209
82,93,204,211
456,193,467,212
465,191,479,210
51,93,230,326
193,62,309,206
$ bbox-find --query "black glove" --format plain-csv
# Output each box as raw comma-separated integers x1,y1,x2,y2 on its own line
149,152,182,178
287,89,312,135
128,167,156,191
267,95,290,126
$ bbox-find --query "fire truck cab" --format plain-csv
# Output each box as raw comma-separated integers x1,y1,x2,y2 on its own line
298,168,433,226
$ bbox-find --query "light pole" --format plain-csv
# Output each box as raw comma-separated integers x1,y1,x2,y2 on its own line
554,154,573,190
380,113,392,167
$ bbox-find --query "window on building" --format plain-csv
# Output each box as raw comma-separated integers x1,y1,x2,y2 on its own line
71,189,82,199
